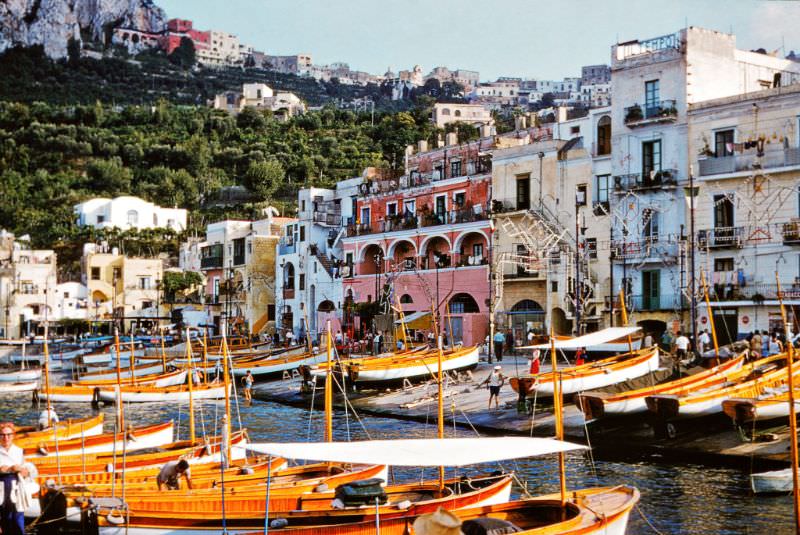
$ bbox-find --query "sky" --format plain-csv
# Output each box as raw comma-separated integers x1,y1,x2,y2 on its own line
155,0,800,81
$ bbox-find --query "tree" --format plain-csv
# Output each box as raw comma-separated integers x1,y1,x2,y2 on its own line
162,271,204,304
169,37,195,69
243,159,284,201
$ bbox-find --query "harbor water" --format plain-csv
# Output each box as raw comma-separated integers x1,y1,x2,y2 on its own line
2,393,794,535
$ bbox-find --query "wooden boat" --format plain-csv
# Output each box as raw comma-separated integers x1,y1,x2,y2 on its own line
0,367,42,382
575,353,745,420
14,414,105,446
511,347,660,398
41,371,190,403
346,345,480,384
722,390,800,425
751,468,796,494
68,369,187,388
25,421,175,457
77,362,167,382
231,350,328,379
0,380,39,393
96,382,230,403
646,353,797,420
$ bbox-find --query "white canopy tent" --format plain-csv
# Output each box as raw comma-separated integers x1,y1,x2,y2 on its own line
245,437,587,467
521,327,641,350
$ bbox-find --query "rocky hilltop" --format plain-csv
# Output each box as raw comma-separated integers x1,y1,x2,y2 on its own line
0,0,166,59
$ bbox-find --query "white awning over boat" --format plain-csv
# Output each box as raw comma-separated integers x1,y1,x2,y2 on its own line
521,327,641,350
394,311,430,325
245,437,587,466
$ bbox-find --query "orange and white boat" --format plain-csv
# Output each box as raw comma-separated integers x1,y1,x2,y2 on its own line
575,352,745,420
345,345,480,384
231,350,329,379
722,388,800,425
14,414,105,446
24,421,174,457
41,370,189,402
96,381,230,403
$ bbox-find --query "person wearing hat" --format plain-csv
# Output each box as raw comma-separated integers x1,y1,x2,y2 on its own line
480,365,506,410
413,506,462,535
0,422,36,535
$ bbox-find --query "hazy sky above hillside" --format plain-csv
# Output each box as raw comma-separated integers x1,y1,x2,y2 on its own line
156,0,799,81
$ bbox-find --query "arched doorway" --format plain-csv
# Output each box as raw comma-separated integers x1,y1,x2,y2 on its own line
551,307,572,336
638,319,666,347
509,299,545,343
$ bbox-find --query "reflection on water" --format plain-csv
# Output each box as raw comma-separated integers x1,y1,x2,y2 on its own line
0,393,794,535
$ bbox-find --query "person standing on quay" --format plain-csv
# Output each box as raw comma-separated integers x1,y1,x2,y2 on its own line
493,331,505,362
0,422,36,535
481,366,506,410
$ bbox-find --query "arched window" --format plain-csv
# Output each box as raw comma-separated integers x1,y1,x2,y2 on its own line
317,300,335,312
127,210,139,226
454,110,462,117
448,293,479,313
596,116,611,155
441,108,451,116
284,263,295,289
400,294,413,304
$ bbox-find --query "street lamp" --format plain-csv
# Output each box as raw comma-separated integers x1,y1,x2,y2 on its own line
537,151,545,211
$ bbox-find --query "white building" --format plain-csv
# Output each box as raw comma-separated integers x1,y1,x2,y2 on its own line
196,30,241,67
53,282,89,321
276,177,362,341
74,196,188,232
212,83,306,119
432,103,494,128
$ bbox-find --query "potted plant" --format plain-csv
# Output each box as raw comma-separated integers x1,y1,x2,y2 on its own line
625,104,643,122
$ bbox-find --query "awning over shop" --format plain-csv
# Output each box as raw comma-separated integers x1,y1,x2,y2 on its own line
394,311,432,330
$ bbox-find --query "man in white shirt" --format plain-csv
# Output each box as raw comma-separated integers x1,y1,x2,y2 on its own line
157,459,192,490
0,422,36,535
673,331,690,374
698,329,711,354
481,366,506,410
37,407,59,430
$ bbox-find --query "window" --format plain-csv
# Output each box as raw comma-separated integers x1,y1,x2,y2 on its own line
404,199,416,215
299,274,305,291
594,175,610,212
433,164,443,180
715,129,734,157
360,206,371,224
386,202,397,216
576,184,587,206
585,238,597,259
299,226,306,242
167,218,175,228
570,125,580,135
645,80,660,113
714,258,734,272
551,281,558,292
213,277,220,298
714,195,735,228
642,140,662,181
451,160,462,177
472,243,484,259
126,210,138,226
516,175,530,210
596,116,611,155
91,267,101,280
453,192,466,207
434,194,447,215
64,292,70,299
20,281,35,295
153,214,158,226
142,300,153,309
345,252,354,266
516,244,528,276
112,267,121,282
138,276,152,290
642,208,659,242
97,215,105,224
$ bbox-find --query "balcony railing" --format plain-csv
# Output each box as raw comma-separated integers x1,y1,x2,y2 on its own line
233,254,246,266
624,100,678,126
697,227,744,249
613,169,678,192
312,212,342,226
698,147,800,177
706,282,800,302
346,207,489,237
619,293,685,311
611,238,679,261
783,220,800,245
200,255,223,269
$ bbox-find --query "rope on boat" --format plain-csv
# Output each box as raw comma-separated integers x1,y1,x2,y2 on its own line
306,374,318,444
635,503,666,535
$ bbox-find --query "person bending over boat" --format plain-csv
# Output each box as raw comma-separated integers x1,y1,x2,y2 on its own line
0,422,37,535
157,459,192,491
37,407,59,430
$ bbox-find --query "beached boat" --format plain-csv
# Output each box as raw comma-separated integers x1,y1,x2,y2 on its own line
231,350,328,379
646,353,796,420
25,421,175,457
575,353,745,420
41,370,189,403
511,347,660,398
0,380,39,392
68,369,187,388
95,382,230,403
345,345,480,384
14,414,105,447
0,367,42,382
722,390,800,425
751,468,796,494
77,362,168,382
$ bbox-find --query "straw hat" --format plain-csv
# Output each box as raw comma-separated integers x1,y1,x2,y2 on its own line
494,365,502,370
413,507,463,535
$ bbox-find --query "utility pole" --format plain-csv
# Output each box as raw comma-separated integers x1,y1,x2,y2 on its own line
688,167,698,348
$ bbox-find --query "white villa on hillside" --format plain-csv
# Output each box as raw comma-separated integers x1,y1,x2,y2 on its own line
74,196,188,232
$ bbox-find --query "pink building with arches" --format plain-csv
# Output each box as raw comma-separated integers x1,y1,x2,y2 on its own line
341,138,494,347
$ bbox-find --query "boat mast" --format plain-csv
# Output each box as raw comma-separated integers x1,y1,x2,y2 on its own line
776,272,799,533
324,320,333,442
618,288,633,353
159,327,167,374
302,308,313,354
186,327,195,444
431,300,445,490
221,320,232,466
113,325,124,431
202,326,209,384
129,335,136,385
700,270,720,361
42,322,53,427
550,326,566,507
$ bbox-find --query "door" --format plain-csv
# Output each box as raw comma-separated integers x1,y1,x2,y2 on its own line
449,317,464,345
516,176,530,210
713,194,735,245
712,308,738,347
642,270,660,311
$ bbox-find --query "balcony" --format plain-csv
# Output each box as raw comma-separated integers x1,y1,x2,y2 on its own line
783,220,800,245
706,282,800,302
200,255,223,269
697,227,744,249
611,238,679,261
278,240,296,255
620,293,685,311
346,207,489,237
624,100,678,127
613,169,678,192
312,211,342,226
420,207,488,228
233,254,246,266
283,288,295,299
697,147,800,177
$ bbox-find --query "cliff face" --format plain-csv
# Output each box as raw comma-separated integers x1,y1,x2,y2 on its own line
0,0,167,59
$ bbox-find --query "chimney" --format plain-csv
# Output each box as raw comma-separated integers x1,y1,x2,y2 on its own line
418,139,428,153
445,132,458,146
556,106,569,123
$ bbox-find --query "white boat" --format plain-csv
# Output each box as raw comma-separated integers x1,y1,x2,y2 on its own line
77,362,167,381
347,346,480,383
0,367,42,382
96,382,231,403
751,468,795,494
30,421,175,457
231,351,328,378
0,381,39,393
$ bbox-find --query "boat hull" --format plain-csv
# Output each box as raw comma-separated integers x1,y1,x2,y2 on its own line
97,383,230,403
349,347,480,383
752,468,795,494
